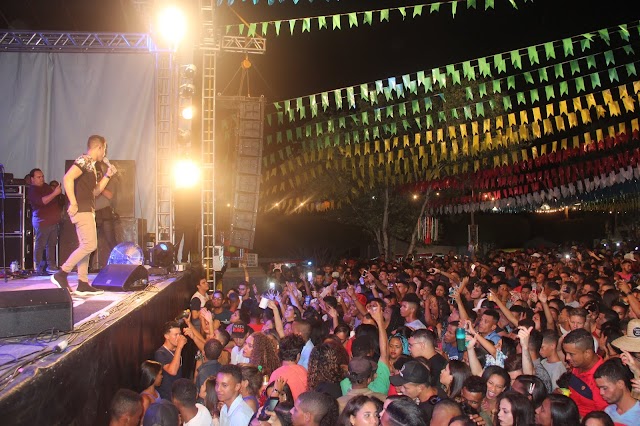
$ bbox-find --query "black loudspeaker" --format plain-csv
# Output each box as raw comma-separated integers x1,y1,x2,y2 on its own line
0,289,73,338
92,264,149,291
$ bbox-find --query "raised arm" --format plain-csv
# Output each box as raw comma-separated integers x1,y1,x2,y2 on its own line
371,306,388,365
465,333,484,376
268,300,285,339
488,290,519,327
518,326,535,375
537,290,556,331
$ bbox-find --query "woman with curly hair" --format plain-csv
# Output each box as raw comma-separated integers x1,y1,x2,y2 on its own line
243,332,280,377
307,342,346,399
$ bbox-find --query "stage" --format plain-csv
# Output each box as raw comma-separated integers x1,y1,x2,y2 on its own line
0,269,196,425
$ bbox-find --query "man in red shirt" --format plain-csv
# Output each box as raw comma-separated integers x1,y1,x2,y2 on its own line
562,328,607,417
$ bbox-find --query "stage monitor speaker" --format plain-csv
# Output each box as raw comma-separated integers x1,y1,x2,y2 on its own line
92,264,149,291
0,289,73,338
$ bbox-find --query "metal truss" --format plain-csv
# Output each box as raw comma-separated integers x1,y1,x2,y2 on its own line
155,52,178,244
201,0,217,286
215,35,266,54
0,31,153,52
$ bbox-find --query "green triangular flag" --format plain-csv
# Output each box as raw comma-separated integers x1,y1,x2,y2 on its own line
426,115,433,129
586,55,597,69
598,28,610,45
302,18,311,33
362,112,369,125
438,111,446,122
608,68,619,83
626,63,637,77
604,50,615,66
554,63,564,79
530,89,539,103
619,24,630,41
289,19,296,35
360,84,369,101
524,72,534,84
446,64,456,76
623,45,635,55
478,82,487,97
412,100,420,114
374,109,382,122
399,7,407,19
348,13,358,28
580,38,591,52
346,87,355,108
247,23,257,37
226,25,231,35
478,57,491,77
545,85,555,101
503,96,512,110
424,97,433,111
510,50,522,69
332,15,341,30
559,81,568,96
430,3,441,13
492,79,502,93
238,24,245,35
274,21,282,36
494,54,506,73
575,76,586,93
516,92,526,105
467,0,477,9
413,5,424,17
466,86,474,100
507,76,515,90
464,105,473,119
451,2,458,17
380,9,389,22
318,16,327,29
452,70,461,85
399,103,407,117
562,38,574,57
261,22,269,36
544,42,556,60
538,67,549,82
321,92,329,110
363,11,373,25
451,108,459,119
485,0,495,10
528,46,539,65
570,60,580,75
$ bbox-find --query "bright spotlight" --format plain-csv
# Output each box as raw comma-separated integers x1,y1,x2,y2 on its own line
173,159,200,188
157,6,187,46
181,105,194,120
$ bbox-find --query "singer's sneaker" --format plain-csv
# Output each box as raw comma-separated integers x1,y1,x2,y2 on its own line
75,280,104,296
51,271,70,291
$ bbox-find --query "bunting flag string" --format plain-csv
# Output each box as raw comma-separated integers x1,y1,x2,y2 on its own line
223,0,525,37
261,85,639,197
265,69,639,157
265,19,639,122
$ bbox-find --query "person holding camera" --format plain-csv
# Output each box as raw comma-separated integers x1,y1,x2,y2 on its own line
155,321,190,400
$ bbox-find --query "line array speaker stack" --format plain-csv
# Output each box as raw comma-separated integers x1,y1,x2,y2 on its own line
0,184,33,270
221,97,265,250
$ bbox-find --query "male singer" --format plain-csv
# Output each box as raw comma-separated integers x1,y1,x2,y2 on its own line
51,135,117,295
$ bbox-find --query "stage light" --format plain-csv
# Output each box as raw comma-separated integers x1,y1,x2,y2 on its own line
181,105,194,120
181,64,197,79
180,83,195,97
157,6,187,46
173,159,200,188
151,242,175,268
108,242,145,265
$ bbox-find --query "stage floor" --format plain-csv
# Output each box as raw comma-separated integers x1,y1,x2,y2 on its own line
0,270,195,426
1,273,135,324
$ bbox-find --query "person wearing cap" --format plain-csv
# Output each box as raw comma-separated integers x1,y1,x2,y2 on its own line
400,293,427,330
616,256,636,282
389,360,447,422
337,357,387,413
562,328,607,417
594,358,640,425
230,323,251,365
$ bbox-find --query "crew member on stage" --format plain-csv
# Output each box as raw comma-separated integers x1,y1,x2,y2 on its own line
93,160,118,268
51,134,116,295
28,168,62,275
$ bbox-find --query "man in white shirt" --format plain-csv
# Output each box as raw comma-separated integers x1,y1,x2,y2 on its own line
217,365,253,426
400,294,426,330
171,379,213,426
192,277,209,309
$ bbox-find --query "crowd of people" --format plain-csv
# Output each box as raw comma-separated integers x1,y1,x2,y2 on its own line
108,244,640,426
